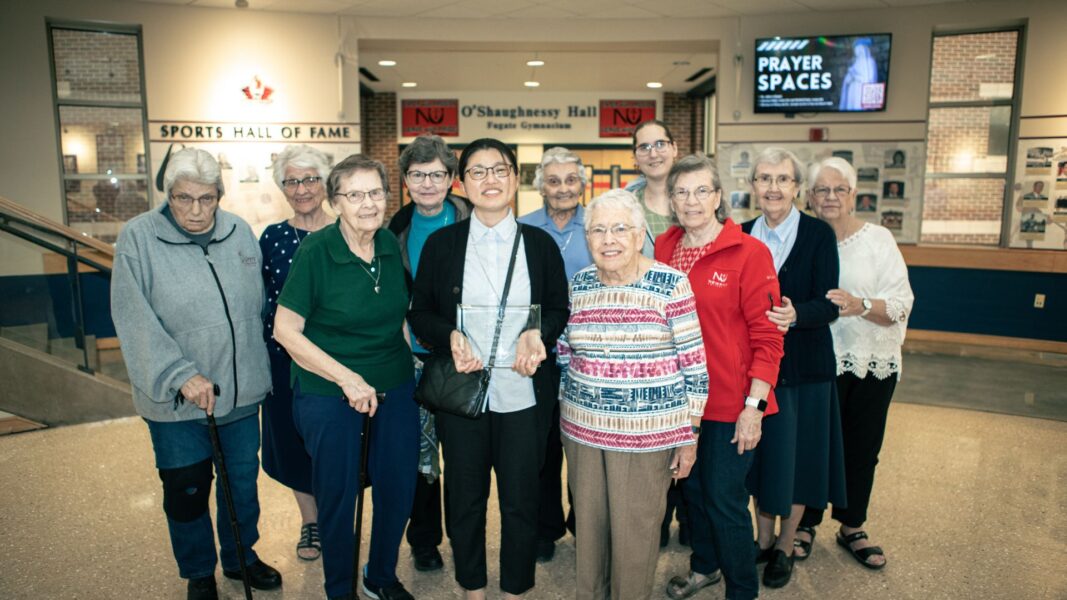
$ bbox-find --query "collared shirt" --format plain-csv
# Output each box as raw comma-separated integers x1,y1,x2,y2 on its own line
748,205,800,273
518,205,593,280
463,210,536,413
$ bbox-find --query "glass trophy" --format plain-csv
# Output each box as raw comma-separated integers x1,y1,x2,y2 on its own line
456,304,541,368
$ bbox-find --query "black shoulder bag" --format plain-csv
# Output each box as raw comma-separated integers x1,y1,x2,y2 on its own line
414,224,523,419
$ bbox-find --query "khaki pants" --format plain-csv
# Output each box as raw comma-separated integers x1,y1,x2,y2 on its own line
563,437,674,600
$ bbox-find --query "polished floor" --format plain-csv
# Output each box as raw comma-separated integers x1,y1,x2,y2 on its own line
1,396,1065,600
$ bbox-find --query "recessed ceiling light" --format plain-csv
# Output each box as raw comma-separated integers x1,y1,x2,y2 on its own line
646,82,663,89
402,82,417,88
526,59,545,67
378,60,397,67
524,81,540,87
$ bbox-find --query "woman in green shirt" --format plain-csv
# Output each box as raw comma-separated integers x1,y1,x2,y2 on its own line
626,119,679,257
274,154,418,600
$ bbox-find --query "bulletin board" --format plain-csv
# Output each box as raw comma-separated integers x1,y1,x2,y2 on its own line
718,141,926,244
1011,140,1067,250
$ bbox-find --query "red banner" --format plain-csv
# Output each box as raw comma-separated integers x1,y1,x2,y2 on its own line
599,100,657,138
402,99,459,137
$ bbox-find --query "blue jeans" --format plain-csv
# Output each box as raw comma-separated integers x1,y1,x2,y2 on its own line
293,380,419,598
684,420,758,600
145,413,262,579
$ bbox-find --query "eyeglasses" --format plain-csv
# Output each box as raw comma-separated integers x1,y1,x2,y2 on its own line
634,139,671,156
587,224,637,239
406,170,450,184
753,174,796,189
544,175,582,187
281,176,322,190
811,186,852,200
465,164,514,180
334,188,386,204
170,193,218,207
671,186,717,202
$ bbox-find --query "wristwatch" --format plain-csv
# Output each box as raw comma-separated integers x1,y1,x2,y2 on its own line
744,396,767,413
691,424,702,436
860,298,872,317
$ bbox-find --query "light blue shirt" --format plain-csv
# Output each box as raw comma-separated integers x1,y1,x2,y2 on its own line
749,205,800,273
463,210,536,413
518,205,593,280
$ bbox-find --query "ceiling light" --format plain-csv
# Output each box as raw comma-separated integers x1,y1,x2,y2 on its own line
402,82,417,88
524,81,540,88
378,60,397,67
646,82,663,89
234,0,248,7
526,59,545,67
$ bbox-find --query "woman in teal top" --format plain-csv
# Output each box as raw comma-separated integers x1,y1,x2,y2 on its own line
273,154,418,600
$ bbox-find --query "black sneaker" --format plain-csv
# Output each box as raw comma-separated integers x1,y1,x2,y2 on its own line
411,545,444,572
536,539,556,563
762,548,795,588
187,576,218,600
361,570,415,600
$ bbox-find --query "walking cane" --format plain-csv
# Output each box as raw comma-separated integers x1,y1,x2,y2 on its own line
179,383,254,600
351,392,383,598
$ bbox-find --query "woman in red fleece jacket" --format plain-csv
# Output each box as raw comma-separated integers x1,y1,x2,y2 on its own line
657,154,784,600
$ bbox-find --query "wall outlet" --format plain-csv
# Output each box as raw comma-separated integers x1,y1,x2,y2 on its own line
1034,293,1046,308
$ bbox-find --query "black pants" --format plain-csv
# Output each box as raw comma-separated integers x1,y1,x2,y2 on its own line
537,365,574,542
437,405,541,594
801,372,897,529
406,474,445,550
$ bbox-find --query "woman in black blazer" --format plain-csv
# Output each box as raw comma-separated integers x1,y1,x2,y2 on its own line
740,147,847,591
408,138,569,600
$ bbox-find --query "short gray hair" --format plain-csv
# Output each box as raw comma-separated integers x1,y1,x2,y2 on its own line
586,188,647,233
164,148,223,200
533,147,587,194
809,156,857,191
272,145,331,190
668,153,729,224
749,147,805,187
399,135,458,175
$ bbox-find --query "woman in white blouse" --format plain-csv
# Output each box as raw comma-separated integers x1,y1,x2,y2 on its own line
796,157,914,570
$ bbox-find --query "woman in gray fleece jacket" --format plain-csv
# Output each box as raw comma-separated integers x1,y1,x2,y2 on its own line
110,148,279,600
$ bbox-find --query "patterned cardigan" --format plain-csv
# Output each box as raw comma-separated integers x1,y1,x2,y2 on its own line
558,262,709,452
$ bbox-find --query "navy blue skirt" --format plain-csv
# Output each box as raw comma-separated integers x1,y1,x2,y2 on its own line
746,381,847,517
261,351,313,494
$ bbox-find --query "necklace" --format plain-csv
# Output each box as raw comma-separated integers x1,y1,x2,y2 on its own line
358,256,381,294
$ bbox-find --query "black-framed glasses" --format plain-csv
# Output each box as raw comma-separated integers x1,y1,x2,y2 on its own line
587,224,637,239
170,193,218,207
281,176,323,190
811,186,852,200
634,139,671,156
671,186,717,202
465,164,514,180
406,170,450,184
753,174,796,189
334,188,386,204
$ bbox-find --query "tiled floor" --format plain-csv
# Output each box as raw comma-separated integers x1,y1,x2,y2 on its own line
1,400,1065,599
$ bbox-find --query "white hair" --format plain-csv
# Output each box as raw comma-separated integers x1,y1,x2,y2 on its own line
164,148,223,200
809,157,857,191
533,147,587,193
586,188,647,232
271,144,331,190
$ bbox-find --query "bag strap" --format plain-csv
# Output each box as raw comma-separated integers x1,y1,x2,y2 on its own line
484,223,523,371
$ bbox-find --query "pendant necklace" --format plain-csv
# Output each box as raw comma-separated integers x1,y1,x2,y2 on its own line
359,256,381,294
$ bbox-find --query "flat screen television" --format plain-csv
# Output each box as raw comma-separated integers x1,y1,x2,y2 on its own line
754,33,892,114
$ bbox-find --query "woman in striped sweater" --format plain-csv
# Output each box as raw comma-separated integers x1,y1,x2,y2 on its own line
558,188,708,599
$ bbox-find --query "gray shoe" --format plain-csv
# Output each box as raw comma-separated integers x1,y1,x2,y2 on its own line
665,570,721,600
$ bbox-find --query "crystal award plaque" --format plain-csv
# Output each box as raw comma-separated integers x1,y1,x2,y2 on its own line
456,304,541,369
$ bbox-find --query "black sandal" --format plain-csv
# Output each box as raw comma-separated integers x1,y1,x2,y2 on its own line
297,523,322,561
793,526,816,561
836,529,886,570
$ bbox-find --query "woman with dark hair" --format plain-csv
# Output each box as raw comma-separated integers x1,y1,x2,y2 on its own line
408,138,569,599
627,119,679,258
273,154,418,600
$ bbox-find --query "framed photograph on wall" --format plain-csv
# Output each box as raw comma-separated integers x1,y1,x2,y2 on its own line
63,154,80,193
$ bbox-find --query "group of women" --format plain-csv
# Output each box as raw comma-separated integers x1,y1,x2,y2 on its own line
110,121,913,600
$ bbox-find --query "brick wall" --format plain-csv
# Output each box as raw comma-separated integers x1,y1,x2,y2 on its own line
929,31,1017,102
52,29,141,102
360,92,401,217
663,92,705,156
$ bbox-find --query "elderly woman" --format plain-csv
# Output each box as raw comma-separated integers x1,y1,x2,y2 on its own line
111,148,281,600
797,157,914,569
558,188,708,599
387,135,472,573
408,138,569,599
517,146,592,561
273,154,418,600
259,144,333,562
656,154,784,600
741,147,847,589
626,120,679,257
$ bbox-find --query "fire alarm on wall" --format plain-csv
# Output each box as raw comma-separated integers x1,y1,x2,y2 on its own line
809,127,829,142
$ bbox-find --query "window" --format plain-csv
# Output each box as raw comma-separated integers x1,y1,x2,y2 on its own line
921,29,1022,245
48,22,150,243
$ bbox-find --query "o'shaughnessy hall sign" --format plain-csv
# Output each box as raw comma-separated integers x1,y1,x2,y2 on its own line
149,121,358,143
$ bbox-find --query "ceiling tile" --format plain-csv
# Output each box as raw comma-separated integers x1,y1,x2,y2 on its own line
706,0,808,16
627,0,739,18
794,0,885,9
